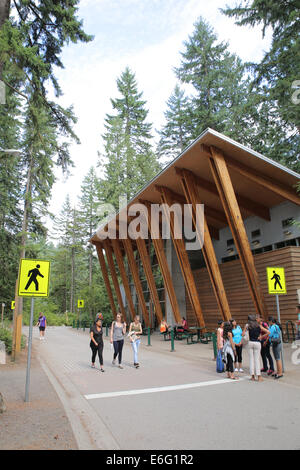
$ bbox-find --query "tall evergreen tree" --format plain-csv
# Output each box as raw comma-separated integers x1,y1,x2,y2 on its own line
100,67,160,209
221,0,300,132
157,84,193,164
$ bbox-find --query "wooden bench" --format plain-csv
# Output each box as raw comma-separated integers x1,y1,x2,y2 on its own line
160,330,171,341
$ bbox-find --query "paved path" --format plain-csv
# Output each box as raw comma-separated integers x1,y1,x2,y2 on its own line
33,327,300,450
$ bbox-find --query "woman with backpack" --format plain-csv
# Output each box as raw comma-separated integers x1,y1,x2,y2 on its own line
269,317,283,379
222,321,238,380
257,315,274,376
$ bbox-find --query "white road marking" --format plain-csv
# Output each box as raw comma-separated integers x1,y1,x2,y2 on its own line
85,376,249,400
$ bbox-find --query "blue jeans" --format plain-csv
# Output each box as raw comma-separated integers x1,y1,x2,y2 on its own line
131,339,141,364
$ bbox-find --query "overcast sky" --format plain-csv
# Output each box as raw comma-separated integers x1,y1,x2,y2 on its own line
47,0,272,234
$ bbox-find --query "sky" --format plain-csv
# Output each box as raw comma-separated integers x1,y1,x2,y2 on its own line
47,0,272,235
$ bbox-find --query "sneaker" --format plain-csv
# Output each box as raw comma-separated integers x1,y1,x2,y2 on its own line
239,368,244,373
112,359,116,365
234,368,238,372
91,363,95,368
267,369,274,376
261,368,267,373
118,365,123,369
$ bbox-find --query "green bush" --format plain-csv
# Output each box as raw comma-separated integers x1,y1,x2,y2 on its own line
0,327,26,354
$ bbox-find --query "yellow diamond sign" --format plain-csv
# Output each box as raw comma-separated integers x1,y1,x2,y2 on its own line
266,267,286,295
18,259,50,297
78,299,84,308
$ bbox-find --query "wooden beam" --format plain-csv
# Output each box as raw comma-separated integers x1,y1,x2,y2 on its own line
136,237,164,325
122,238,150,327
201,144,300,207
111,238,136,321
95,243,117,319
208,147,268,320
177,167,231,321
176,167,271,221
140,201,182,324
102,239,127,320
157,185,206,329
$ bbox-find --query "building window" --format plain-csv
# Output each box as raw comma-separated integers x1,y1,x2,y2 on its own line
226,238,234,247
282,217,294,227
251,229,261,238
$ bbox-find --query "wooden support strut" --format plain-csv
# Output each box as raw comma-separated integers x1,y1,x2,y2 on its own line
102,239,127,320
95,243,117,319
175,167,231,322
122,238,151,327
135,237,164,325
111,238,136,322
140,201,182,324
157,185,206,329
208,146,268,320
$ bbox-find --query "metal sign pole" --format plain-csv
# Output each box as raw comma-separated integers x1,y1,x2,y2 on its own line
275,294,285,373
25,297,35,402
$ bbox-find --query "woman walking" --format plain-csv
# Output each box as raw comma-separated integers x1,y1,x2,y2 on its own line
36,312,47,341
269,317,283,380
257,315,274,376
110,313,126,369
231,319,243,373
243,315,269,382
222,321,238,380
90,317,105,372
129,315,143,368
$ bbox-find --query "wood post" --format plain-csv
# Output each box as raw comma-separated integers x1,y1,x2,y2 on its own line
102,239,127,320
95,243,117,319
208,146,268,319
136,237,163,325
176,167,231,321
158,186,206,329
111,238,136,321
122,238,150,327
141,202,182,324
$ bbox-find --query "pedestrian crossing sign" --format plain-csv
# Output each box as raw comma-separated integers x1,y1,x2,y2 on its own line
18,259,50,297
11,301,15,309
78,300,84,308
266,267,286,295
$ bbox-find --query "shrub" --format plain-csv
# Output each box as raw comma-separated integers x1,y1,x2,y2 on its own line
0,327,26,354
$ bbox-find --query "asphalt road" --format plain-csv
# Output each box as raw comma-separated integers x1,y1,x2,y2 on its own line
32,326,300,450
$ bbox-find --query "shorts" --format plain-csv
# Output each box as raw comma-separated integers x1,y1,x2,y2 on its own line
272,341,282,361
39,326,45,331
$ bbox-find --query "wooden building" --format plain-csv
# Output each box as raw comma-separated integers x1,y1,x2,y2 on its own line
90,128,300,330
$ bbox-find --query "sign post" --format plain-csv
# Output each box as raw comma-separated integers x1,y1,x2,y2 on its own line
18,259,50,402
266,266,286,372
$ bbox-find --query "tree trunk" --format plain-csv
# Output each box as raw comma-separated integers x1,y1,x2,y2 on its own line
0,0,11,80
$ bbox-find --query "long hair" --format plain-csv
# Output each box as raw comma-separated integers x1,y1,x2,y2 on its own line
248,314,259,330
223,321,232,341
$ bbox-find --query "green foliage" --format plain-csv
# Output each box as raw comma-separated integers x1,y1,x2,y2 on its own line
0,327,26,354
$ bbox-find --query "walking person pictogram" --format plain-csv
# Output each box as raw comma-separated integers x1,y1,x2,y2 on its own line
25,264,44,291
271,270,282,290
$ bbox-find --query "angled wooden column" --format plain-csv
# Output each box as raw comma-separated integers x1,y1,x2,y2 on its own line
111,238,136,321
102,239,127,320
158,186,206,329
136,236,163,325
122,238,150,327
141,201,182,324
95,242,117,318
176,167,231,321
208,146,268,319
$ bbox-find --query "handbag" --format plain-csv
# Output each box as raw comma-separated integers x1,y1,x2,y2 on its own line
242,325,249,346
128,332,137,343
216,349,224,373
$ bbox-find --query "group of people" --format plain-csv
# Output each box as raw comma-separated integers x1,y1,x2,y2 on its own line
89,312,142,371
159,317,188,334
217,315,283,381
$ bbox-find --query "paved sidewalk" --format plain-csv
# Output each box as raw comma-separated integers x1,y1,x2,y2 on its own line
0,346,77,450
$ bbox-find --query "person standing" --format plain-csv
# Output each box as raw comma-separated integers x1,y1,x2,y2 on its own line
217,320,224,352
36,312,47,341
222,321,238,380
269,317,283,379
90,317,105,372
129,315,143,368
257,315,274,376
231,319,243,373
243,315,269,382
110,313,126,369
